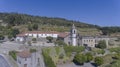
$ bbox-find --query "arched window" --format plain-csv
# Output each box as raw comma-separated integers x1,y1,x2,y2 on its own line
74,30,75,34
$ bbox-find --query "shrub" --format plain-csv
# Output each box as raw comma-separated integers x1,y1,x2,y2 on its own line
94,57,104,66
30,48,37,53
96,40,106,49
42,49,56,67
73,53,86,65
85,52,93,62
9,51,17,60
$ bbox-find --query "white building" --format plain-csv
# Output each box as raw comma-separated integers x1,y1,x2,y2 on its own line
17,50,38,67
16,31,69,43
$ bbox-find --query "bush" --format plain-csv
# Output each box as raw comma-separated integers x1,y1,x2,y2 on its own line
96,40,106,49
85,52,93,62
32,38,37,43
94,57,104,66
55,40,67,46
30,49,37,53
109,47,120,53
9,51,17,60
73,53,86,65
112,53,120,60
42,49,56,67
46,36,53,43
0,34,4,40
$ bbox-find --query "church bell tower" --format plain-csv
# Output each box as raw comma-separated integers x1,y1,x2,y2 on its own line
70,24,77,46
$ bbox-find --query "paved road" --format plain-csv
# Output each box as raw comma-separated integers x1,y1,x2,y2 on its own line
0,55,11,67
37,47,45,67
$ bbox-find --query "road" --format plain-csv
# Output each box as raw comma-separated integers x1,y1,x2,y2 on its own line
0,55,11,67
37,47,45,67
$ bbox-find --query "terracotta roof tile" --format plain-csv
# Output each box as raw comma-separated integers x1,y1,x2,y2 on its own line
17,50,31,58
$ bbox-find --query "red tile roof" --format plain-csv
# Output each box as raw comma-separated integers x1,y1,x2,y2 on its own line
58,32,70,38
17,50,31,58
16,33,26,37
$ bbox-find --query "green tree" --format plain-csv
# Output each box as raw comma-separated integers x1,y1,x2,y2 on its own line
94,57,104,66
32,23,38,30
46,36,53,43
73,53,86,65
113,53,120,60
55,40,67,46
32,38,37,43
28,24,32,31
96,40,107,49
85,52,93,62
0,34,4,40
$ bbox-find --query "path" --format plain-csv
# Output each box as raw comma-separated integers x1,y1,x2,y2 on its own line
0,55,12,67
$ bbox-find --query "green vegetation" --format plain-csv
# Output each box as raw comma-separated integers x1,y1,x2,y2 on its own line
73,53,86,65
63,46,85,57
109,47,120,53
100,27,120,35
0,34,4,40
42,48,56,67
32,38,37,43
30,48,37,53
91,48,105,55
96,40,107,49
94,57,104,66
46,36,53,43
85,52,93,62
54,40,67,46
9,51,17,60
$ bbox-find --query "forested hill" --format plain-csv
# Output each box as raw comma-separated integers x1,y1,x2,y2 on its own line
0,12,99,28
0,12,120,36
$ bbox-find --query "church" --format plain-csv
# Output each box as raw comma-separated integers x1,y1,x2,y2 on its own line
16,24,110,47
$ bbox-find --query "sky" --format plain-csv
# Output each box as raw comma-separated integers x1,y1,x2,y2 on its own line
0,0,120,26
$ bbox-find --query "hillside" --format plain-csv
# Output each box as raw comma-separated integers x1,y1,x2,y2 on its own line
0,12,101,35
0,12,120,37
0,12,100,28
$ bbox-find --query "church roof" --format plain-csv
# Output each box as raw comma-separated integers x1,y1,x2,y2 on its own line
58,32,70,38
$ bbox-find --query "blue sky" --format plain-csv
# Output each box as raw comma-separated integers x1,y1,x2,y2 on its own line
0,0,120,26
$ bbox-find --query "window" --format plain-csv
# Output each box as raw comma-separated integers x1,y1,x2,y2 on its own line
74,30,75,34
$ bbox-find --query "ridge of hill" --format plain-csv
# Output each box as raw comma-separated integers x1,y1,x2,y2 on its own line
0,12,99,28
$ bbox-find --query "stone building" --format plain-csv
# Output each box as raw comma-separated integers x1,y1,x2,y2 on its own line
17,50,38,67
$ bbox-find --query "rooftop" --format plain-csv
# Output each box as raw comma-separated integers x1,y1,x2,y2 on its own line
17,50,31,58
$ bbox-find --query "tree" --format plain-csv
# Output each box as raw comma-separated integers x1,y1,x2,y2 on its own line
54,40,67,46
0,34,4,40
94,57,104,66
73,53,86,65
96,40,106,49
32,23,38,30
46,36,53,43
32,38,37,43
112,53,120,60
28,24,32,31
85,52,93,62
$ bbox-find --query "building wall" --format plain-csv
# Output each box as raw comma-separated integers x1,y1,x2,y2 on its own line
16,37,25,42
82,38,96,47
17,56,32,67
25,33,58,38
17,52,38,67
81,37,110,48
